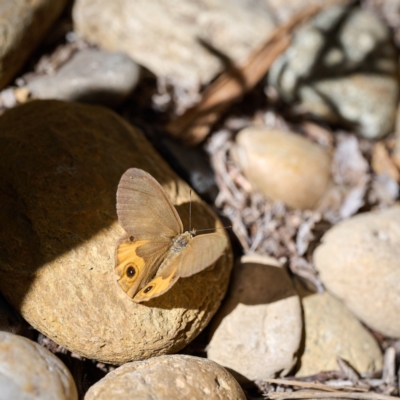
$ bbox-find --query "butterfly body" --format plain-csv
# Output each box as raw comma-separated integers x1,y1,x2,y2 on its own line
115,168,227,303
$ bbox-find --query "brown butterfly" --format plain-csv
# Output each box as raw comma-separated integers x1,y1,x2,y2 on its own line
115,168,227,303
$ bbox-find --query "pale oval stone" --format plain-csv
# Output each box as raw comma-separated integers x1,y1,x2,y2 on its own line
314,206,400,338
73,0,275,89
27,49,140,107
0,331,77,400
0,100,232,364
84,355,245,400
207,254,302,383
0,0,68,89
296,287,383,377
235,128,331,210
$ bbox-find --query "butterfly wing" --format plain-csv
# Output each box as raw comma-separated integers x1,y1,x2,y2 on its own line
132,232,227,302
115,168,183,298
178,232,228,277
115,236,172,298
117,168,183,239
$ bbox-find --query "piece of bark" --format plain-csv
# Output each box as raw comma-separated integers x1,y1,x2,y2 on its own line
371,142,400,182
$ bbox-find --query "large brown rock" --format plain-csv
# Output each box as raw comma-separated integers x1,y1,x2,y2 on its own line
0,0,68,89
0,100,232,364
84,355,246,400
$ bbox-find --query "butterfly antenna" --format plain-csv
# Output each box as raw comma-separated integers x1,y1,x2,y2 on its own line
189,189,192,232
195,226,232,233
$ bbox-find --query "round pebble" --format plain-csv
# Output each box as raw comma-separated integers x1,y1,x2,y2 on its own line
84,355,246,400
235,128,332,210
0,331,77,400
314,206,400,338
0,100,232,364
207,254,302,382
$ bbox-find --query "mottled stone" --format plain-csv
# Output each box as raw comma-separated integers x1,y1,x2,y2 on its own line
0,100,232,364
28,49,140,107
73,0,276,89
0,332,77,400
207,254,302,383
296,286,383,376
235,127,331,210
0,0,68,89
314,206,400,338
85,355,245,400
269,4,399,139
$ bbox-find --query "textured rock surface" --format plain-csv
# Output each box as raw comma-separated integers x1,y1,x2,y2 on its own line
0,0,68,89
235,128,331,210
0,100,232,364
0,331,77,400
207,255,302,382
73,0,276,89
85,355,245,400
296,287,383,376
269,4,399,139
314,206,400,338
27,49,140,107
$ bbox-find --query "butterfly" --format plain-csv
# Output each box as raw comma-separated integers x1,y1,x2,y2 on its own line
114,168,228,303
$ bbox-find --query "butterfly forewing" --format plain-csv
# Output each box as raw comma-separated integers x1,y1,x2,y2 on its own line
117,168,183,239
115,168,184,298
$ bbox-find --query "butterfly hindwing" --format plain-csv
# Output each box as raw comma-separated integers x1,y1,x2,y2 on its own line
115,235,171,298
178,232,227,277
132,232,227,302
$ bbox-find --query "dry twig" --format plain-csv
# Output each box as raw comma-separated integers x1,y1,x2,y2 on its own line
263,379,398,399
